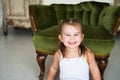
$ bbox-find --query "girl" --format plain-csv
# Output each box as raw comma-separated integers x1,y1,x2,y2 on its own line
48,18,101,80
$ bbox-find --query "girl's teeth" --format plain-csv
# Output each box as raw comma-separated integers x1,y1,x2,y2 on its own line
69,42,76,45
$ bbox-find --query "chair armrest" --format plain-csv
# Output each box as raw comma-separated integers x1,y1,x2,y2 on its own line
100,6,120,34
113,11,120,35
29,5,58,33
29,5,38,33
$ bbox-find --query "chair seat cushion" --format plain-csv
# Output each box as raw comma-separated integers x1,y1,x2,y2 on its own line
83,38,115,56
35,25,59,37
33,35,59,54
33,25,59,54
33,25,115,55
83,26,115,56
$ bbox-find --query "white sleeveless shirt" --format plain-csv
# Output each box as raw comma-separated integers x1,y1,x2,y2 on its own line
59,50,89,80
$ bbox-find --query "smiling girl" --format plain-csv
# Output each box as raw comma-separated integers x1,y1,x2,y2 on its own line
48,18,101,80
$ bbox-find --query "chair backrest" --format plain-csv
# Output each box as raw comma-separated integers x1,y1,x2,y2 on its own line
51,1,109,27
29,1,120,34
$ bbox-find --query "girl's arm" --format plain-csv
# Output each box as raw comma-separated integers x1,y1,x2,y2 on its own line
47,51,60,80
86,48,101,80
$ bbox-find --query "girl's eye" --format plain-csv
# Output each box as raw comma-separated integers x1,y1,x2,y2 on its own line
74,34,79,36
65,34,70,36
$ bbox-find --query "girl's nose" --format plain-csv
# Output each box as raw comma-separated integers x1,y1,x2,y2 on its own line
70,36,74,40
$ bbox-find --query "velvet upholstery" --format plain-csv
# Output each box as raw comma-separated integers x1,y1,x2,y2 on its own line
29,1,120,80
30,2,120,56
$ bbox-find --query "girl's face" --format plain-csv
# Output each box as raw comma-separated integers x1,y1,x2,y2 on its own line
59,24,84,49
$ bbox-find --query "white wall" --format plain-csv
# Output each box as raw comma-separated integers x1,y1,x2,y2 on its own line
42,0,113,5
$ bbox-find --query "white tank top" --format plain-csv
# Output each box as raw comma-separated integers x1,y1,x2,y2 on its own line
59,50,89,80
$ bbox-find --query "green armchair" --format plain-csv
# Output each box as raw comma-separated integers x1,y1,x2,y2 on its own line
29,1,120,80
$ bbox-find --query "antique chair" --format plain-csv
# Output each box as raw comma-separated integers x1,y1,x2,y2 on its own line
29,1,120,80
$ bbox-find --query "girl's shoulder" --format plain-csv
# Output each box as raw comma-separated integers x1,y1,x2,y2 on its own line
85,47,94,54
53,49,62,62
84,47,95,64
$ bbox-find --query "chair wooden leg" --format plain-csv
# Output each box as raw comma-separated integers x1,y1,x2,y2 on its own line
95,55,109,80
36,53,47,80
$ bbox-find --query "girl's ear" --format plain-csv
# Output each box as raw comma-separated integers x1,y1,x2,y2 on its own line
58,34,62,42
81,34,84,41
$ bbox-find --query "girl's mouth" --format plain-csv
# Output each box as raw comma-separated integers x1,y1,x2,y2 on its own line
68,42,76,45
